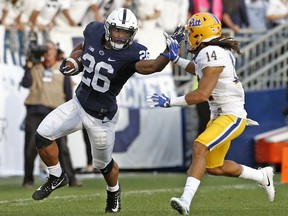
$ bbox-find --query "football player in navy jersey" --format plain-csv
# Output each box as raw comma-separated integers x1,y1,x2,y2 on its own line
31,7,184,213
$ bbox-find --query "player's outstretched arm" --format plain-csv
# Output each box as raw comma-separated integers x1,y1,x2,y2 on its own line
135,46,170,75
147,66,222,108
136,25,186,75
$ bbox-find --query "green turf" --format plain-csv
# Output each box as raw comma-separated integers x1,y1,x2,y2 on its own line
0,172,287,215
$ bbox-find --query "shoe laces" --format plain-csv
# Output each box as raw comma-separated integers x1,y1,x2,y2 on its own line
41,175,62,192
106,190,120,209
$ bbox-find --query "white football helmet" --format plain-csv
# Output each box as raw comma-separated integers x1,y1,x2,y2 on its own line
104,8,138,50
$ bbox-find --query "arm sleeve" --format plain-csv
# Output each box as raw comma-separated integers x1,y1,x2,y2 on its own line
21,66,33,88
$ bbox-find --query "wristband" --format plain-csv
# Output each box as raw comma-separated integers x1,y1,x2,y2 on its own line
172,55,180,63
175,57,190,69
170,95,188,107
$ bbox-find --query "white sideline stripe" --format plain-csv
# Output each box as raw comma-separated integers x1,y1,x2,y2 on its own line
0,183,275,205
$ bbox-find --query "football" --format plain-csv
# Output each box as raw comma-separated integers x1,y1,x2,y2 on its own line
65,50,84,72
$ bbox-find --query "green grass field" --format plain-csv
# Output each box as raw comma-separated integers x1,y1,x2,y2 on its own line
0,172,287,216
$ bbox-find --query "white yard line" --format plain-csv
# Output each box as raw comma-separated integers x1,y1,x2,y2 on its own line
0,183,273,205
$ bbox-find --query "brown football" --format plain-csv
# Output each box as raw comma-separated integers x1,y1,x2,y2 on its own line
65,50,84,72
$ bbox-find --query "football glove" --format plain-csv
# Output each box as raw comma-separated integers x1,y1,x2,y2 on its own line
59,58,80,76
161,35,179,62
171,24,186,44
146,93,171,108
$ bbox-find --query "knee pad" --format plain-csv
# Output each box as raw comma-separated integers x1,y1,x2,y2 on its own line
99,159,114,175
35,132,53,149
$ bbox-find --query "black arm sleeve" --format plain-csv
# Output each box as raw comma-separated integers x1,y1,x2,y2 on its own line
21,65,33,88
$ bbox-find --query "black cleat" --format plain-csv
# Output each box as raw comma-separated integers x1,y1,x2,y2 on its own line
105,187,121,213
32,172,69,200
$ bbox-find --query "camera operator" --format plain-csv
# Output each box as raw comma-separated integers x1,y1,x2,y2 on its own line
24,29,50,65
21,40,81,188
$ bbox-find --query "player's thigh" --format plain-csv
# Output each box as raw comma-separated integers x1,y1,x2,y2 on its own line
206,140,231,168
195,115,246,168
85,110,119,168
37,99,83,140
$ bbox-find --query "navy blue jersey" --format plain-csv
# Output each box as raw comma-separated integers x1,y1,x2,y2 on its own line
75,22,148,120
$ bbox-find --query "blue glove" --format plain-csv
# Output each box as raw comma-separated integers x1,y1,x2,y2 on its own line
146,93,171,108
160,24,186,62
59,58,80,76
161,35,179,62
171,24,186,44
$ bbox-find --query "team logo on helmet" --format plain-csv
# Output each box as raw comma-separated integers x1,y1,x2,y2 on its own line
189,18,201,27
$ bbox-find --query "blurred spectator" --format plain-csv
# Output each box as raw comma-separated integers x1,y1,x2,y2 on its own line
133,0,166,65
28,0,70,31
0,1,4,18
0,0,25,64
159,0,189,34
122,0,134,9
245,0,269,38
222,0,250,33
94,0,125,22
55,0,102,27
135,0,164,30
188,0,223,21
18,0,71,46
0,0,24,30
266,0,288,27
21,40,81,188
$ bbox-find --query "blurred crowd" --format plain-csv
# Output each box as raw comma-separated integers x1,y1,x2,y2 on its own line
0,0,288,62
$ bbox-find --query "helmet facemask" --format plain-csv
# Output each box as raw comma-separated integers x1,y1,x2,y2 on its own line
187,29,203,51
104,8,138,50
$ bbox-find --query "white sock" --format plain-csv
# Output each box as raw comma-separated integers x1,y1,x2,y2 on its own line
239,165,263,183
107,181,119,192
48,162,62,177
181,177,200,207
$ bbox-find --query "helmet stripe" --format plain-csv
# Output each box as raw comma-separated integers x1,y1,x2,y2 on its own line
122,8,127,24
210,13,220,24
